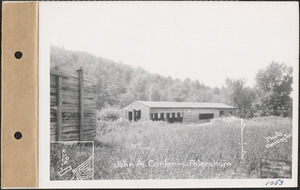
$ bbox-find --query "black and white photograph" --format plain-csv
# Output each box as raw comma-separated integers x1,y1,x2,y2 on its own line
39,1,298,188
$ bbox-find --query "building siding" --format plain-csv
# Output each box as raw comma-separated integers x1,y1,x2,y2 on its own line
150,107,236,123
123,101,237,123
123,101,150,121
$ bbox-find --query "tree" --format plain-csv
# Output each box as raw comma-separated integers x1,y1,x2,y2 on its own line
128,73,155,101
120,92,135,108
225,78,255,117
168,79,187,102
253,62,293,117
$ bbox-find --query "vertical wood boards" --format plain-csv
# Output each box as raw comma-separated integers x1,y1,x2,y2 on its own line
77,68,84,141
56,76,63,141
50,68,97,141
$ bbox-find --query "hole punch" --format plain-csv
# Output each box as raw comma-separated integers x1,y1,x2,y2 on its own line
14,131,22,140
14,51,23,59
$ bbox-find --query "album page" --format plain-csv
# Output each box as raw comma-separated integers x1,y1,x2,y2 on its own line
38,1,299,188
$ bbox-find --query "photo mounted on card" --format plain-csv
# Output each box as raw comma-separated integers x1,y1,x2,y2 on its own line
39,1,299,188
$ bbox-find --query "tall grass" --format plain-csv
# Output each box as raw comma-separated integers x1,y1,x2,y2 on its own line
93,116,292,179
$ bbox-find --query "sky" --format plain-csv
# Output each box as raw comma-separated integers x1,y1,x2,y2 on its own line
40,2,299,88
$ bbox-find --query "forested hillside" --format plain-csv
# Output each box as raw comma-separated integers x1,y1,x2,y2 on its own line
50,46,293,117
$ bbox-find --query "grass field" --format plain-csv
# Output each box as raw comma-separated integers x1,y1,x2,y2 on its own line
93,116,292,179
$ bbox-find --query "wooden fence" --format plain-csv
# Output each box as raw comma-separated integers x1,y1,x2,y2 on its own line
50,68,97,141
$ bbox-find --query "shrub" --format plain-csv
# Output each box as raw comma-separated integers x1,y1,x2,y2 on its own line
97,107,121,121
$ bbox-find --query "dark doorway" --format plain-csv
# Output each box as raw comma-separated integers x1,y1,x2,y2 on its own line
160,113,164,121
177,112,183,123
168,113,176,123
166,113,170,122
219,111,224,116
199,113,214,120
128,111,133,121
172,113,176,118
150,113,154,120
133,109,141,121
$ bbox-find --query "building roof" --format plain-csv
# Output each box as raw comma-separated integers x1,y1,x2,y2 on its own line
135,101,237,109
